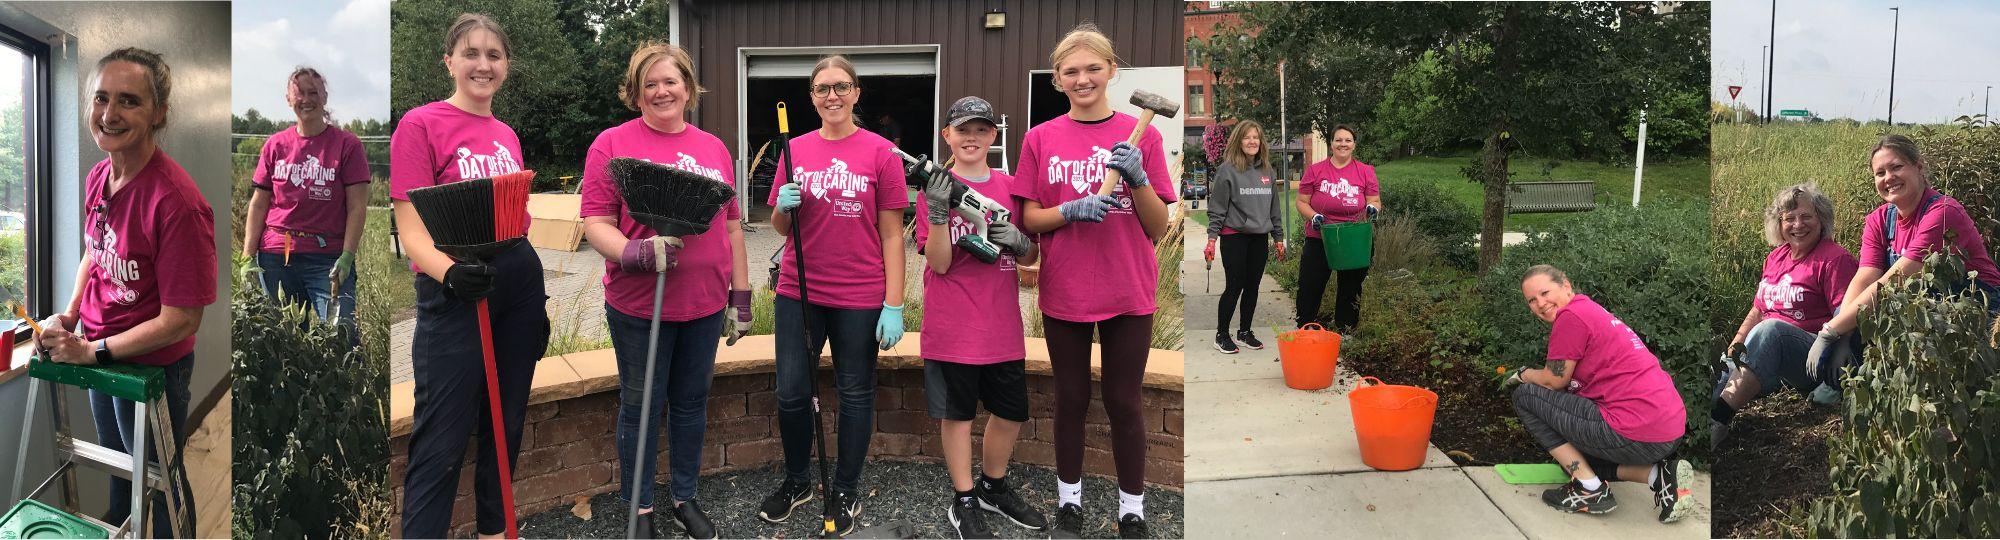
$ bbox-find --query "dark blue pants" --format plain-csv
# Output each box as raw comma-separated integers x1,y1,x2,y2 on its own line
608,303,723,507
399,242,550,537
91,353,193,538
773,295,880,493
256,250,358,333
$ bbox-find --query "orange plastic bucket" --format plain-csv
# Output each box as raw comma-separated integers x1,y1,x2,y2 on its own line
1348,376,1438,471
1276,323,1340,390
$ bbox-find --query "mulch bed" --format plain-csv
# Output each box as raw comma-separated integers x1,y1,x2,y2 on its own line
521,459,1185,539
1709,392,1838,538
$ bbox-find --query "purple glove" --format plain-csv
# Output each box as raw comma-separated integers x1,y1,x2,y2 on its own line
619,236,681,273
725,289,752,345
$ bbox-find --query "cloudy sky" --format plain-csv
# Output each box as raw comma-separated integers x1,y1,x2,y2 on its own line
1713,0,2000,124
231,0,388,124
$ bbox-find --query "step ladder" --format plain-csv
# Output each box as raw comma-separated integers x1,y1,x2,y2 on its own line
7,358,192,538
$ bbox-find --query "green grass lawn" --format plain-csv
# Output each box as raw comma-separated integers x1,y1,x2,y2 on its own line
1191,152,1709,233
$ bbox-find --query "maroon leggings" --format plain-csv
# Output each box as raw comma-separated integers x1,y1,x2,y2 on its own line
1043,313,1153,495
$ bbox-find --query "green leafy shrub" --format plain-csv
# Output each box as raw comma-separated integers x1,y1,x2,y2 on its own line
1477,200,1713,451
1382,180,1479,272
1807,252,2000,537
1346,266,1493,388
232,256,390,539
1912,120,2000,258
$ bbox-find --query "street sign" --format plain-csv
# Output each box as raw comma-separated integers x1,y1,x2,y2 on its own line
1780,109,1810,117
1728,85,1742,99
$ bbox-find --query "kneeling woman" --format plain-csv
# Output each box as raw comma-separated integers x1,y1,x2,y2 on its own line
1711,184,1856,445
1502,265,1692,523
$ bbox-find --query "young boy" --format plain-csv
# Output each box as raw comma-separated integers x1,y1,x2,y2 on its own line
913,96,1047,539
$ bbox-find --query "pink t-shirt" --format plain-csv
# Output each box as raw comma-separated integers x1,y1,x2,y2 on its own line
1298,158,1378,238
80,149,217,367
1010,113,1177,323
580,119,741,321
252,125,371,254
390,101,525,271
1547,295,1686,443
1755,240,1858,333
914,170,1027,364
1859,189,2000,287
764,129,909,309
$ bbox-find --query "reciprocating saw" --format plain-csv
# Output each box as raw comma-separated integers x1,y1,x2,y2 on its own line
893,148,1012,264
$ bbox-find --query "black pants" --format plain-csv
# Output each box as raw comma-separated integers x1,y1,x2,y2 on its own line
773,296,882,493
1511,384,1678,474
1216,233,1269,333
1043,314,1152,495
400,242,551,537
1296,236,1368,332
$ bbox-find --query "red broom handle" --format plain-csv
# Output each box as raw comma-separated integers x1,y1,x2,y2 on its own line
478,299,520,538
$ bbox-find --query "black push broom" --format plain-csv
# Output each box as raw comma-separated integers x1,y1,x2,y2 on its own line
405,170,535,539
607,157,736,539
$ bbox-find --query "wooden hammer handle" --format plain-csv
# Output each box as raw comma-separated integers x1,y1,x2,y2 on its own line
1097,109,1159,198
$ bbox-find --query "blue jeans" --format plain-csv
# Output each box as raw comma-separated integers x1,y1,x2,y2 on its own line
257,251,358,332
773,296,879,493
91,353,193,538
1712,318,1860,401
608,303,722,507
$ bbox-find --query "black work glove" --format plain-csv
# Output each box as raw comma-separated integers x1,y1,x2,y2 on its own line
443,262,498,301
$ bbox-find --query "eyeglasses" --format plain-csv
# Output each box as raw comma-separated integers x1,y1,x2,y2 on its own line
810,82,856,98
89,200,108,245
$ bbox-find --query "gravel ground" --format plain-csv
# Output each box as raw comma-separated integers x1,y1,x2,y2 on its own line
521,460,1185,539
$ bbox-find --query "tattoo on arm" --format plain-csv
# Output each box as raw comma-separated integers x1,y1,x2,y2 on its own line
1546,360,1567,377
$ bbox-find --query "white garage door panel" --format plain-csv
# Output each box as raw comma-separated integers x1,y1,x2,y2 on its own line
746,53,938,77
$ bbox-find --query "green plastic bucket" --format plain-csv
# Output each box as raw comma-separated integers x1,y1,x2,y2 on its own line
1319,221,1373,271
0,499,108,539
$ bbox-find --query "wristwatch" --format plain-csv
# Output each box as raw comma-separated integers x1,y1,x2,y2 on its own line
94,339,112,365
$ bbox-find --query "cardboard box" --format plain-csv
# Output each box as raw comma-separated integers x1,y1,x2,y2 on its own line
526,193,585,251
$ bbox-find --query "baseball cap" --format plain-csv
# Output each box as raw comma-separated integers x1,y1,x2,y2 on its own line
945,96,999,128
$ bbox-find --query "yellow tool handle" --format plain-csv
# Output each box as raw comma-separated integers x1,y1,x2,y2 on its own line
13,303,41,335
777,102,790,135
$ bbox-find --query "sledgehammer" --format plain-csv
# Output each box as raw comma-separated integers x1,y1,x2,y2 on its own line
1096,89,1183,198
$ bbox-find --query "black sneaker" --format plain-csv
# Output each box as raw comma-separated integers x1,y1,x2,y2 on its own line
631,510,660,538
949,494,997,539
830,490,863,536
1541,480,1617,515
756,479,813,522
672,500,717,539
1652,459,1695,523
1049,503,1085,538
1213,332,1239,354
1117,513,1149,539
976,484,1048,530
1235,330,1264,350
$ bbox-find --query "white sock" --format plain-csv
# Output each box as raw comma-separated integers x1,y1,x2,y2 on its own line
1578,476,1604,491
1118,489,1144,519
1647,464,1661,487
1058,479,1082,507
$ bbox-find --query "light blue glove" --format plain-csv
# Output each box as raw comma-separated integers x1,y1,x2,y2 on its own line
876,303,905,350
1108,142,1148,189
777,183,802,213
1058,194,1116,223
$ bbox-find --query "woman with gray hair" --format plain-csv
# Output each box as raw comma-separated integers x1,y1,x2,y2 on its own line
1709,184,1858,447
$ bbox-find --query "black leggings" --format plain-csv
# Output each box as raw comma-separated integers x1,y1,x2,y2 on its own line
1216,233,1269,333
1043,314,1152,495
1296,236,1368,332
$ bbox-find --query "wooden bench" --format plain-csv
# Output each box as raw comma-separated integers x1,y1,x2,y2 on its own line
1505,181,1596,213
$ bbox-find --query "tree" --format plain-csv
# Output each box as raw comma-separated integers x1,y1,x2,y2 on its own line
1201,2,1709,273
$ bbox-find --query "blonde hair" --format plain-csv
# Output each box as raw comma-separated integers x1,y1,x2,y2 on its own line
1523,264,1570,286
620,42,703,112
444,13,511,58
95,48,172,131
1223,120,1272,172
1049,22,1119,90
1763,183,1837,247
810,55,863,127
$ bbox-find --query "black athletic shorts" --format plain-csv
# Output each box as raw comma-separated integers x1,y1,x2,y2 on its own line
923,359,1030,422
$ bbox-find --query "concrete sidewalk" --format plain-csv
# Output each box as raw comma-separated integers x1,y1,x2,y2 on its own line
1179,216,1710,538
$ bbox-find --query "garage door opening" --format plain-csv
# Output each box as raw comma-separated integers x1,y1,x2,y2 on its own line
739,47,940,205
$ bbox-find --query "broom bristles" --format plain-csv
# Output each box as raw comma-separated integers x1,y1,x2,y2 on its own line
608,157,736,237
491,170,536,240
407,179,496,247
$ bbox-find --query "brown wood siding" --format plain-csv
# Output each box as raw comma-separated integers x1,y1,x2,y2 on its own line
681,0,1183,170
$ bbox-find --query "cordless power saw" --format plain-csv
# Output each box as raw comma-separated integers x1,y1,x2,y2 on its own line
893,148,1012,264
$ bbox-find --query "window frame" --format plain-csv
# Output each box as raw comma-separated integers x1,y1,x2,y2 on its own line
0,23,52,347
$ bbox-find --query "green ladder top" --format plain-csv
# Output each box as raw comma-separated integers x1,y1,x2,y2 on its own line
26,359,164,403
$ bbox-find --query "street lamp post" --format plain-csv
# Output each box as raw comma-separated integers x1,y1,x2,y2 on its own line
1888,7,1900,125
1767,0,1777,124
1986,85,1992,125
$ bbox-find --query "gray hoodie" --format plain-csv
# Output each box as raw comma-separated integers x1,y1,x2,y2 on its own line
1207,163,1284,237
